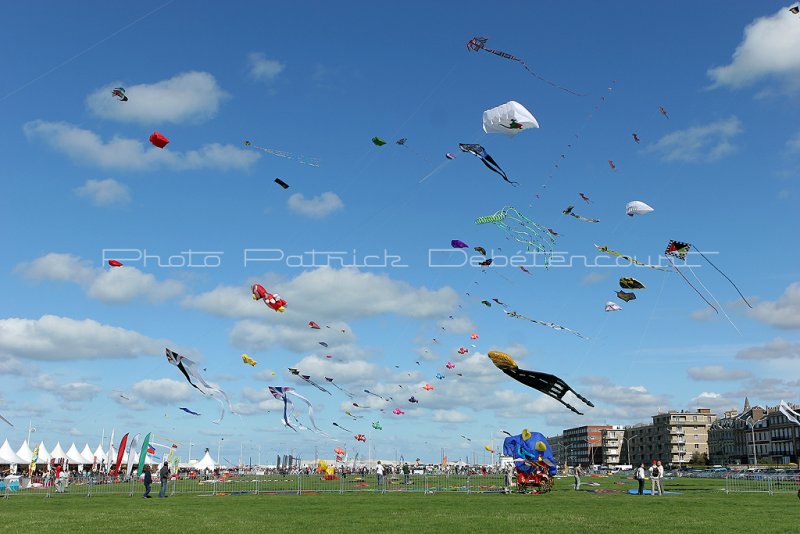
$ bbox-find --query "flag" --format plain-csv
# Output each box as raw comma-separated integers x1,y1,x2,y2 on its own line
137,432,152,477
147,446,156,455
113,433,129,475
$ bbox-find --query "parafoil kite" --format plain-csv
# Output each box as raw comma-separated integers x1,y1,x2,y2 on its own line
179,407,201,416
616,290,637,302
149,132,169,149
372,137,387,146
241,354,257,366
108,259,123,267
475,206,555,260
605,302,622,312
466,36,585,96
626,200,654,217
619,277,645,290
165,348,233,424
459,144,516,185
392,408,405,415
308,321,321,329
482,101,539,137
251,283,287,312
274,178,290,189
487,351,594,415
111,87,128,101
451,239,469,248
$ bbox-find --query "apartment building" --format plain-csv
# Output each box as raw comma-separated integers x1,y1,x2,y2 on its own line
621,408,716,467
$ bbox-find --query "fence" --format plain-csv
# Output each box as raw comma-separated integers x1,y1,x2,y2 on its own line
724,474,800,496
2,472,509,498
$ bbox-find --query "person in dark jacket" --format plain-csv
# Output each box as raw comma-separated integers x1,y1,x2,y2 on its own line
143,465,152,498
159,462,170,498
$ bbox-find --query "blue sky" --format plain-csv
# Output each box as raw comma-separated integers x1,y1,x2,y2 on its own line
2,1,800,465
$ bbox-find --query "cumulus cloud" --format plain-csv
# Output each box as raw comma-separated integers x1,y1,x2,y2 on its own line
581,272,609,285
736,337,800,360
687,391,735,413
287,192,344,218
86,71,228,124
0,356,27,376
229,320,356,354
0,315,166,360
687,365,752,381
707,8,800,92
749,282,800,328
23,121,259,172
18,253,184,304
645,117,743,162
74,178,130,206
131,379,194,403
37,375,101,402
248,53,285,82
430,409,472,423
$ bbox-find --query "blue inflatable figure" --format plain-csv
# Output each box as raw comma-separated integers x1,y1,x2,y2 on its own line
503,429,556,493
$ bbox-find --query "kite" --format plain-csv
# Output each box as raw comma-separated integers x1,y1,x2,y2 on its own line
608,160,617,171
562,205,600,223
252,283,287,312
459,144,516,185
0,413,12,427
475,206,555,260
519,265,531,274
372,421,383,430
626,200,654,217
118,394,130,400
445,153,456,160
344,411,362,419
179,407,201,416
269,386,326,434
372,137,387,146
423,384,434,391
616,290,637,302
492,298,507,306
482,101,539,136
408,396,419,403
658,106,669,118
474,246,487,256
547,228,560,237
595,244,670,271
355,434,366,442
319,342,329,348
392,408,405,415
333,422,352,433
488,351,594,415
165,348,233,423
325,377,355,398
451,240,469,249
479,258,493,267
241,354,257,366
111,87,128,101
467,36,585,96
605,302,622,312
301,374,332,395
470,333,479,340
446,362,456,369
664,239,752,312
458,347,468,355
108,259,123,267
579,193,592,204
779,401,800,426
619,277,645,289
632,133,640,144
364,389,389,401
149,132,169,149
396,138,407,145
243,140,320,167
334,447,346,456
505,310,586,339
503,430,558,493
435,373,445,380
461,435,472,442
274,178,290,189
308,321,321,329
791,6,800,14
485,445,495,453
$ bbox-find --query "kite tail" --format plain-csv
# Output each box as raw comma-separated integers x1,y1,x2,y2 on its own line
669,259,718,313
475,211,506,224
687,264,741,335
695,249,752,308
518,60,588,97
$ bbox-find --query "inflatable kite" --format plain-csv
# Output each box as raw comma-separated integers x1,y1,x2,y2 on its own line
252,283,287,312
626,200,654,217
241,354,257,366
488,351,594,415
503,429,557,494
458,348,468,355
482,101,539,137
392,408,405,415
619,277,645,290
616,290,637,302
423,384,434,391
355,434,366,442
165,348,233,423
179,407,201,416
149,132,169,149
108,259,123,267
408,396,419,403
446,362,455,369
470,333,479,340
372,421,382,430
459,144,516,185
111,87,128,101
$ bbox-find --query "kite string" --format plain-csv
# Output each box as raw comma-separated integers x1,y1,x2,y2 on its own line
686,264,741,335
669,258,717,313
623,270,669,382
695,249,752,308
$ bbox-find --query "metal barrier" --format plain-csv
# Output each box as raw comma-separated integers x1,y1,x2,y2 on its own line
725,474,800,495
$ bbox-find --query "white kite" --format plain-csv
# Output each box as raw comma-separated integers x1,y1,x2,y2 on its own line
605,302,622,312
482,101,539,137
626,200,654,217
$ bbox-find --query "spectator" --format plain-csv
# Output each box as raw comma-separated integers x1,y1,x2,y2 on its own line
159,461,170,498
574,465,583,490
143,465,152,498
650,461,662,496
635,463,646,495
402,462,410,485
376,461,384,489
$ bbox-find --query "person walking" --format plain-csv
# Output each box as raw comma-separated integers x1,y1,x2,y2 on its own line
143,465,152,498
573,465,583,490
650,461,662,496
159,461,170,498
635,463,646,495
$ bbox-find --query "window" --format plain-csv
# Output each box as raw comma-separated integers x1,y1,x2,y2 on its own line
694,444,699,449
693,416,698,421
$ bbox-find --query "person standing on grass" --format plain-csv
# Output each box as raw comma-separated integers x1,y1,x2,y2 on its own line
573,465,583,490
143,465,153,498
657,461,665,493
635,463,646,495
650,461,662,496
159,461,170,498
402,462,410,485
376,461,384,489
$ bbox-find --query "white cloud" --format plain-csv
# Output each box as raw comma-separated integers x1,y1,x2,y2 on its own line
248,53,285,82
185,266,458,321
229,320,356,354
736,337,800,360
748,282,800,328
287,192,344,218
0,356,27,375
23,121,259,172
430,409,472,423
74,179,130,206
687,391,733,414
0,315,166,360
581,272,609,285
18,253,185,304
646,117,743,162
687,365,751,381
131,379,194,403
707,8,800,92
37,375,101,401
86,71,228,124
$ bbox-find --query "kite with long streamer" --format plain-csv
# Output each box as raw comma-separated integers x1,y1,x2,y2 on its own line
562,205,599,223
595,244,670,271
269,386,326,434
288,368,332,395
165,348,234,423
505,310,586,339
244,140,320,167
325,377,355,398
475,206,555,264
459,144,516,185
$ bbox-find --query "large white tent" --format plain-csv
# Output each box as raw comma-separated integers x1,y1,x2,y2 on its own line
16,440,33,463
65,443,88,465
80,444,95,464
50,442,67,463
0,439,25,464
194,450,216,471
35,442,51,463
93,443,107,464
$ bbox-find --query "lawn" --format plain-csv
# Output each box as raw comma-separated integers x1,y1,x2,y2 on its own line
1,475,795,533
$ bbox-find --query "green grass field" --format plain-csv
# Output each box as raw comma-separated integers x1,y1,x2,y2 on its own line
2,476,796,533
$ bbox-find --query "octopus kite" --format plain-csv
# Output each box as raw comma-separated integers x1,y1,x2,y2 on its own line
475,206,555,262
459,144,516,185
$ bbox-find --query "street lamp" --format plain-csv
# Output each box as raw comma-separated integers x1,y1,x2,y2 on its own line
623,434,640,467
217,438,224,466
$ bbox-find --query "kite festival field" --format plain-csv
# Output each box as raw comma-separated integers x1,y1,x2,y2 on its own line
1,476,795,533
